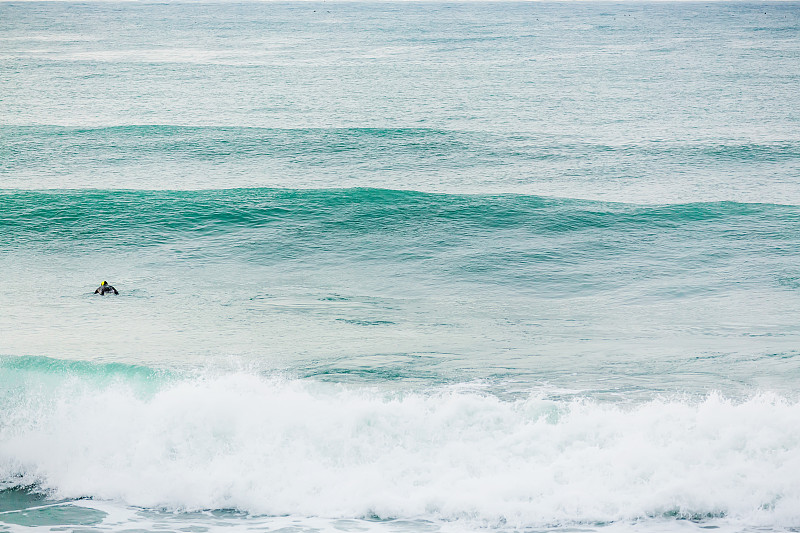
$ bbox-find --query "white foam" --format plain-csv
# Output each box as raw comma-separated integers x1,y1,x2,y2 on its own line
2,374,800,529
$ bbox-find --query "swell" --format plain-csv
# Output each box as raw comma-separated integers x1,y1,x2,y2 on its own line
3,187,799,247
1,357,800,527
5,125,800,158
3,188,798,299
3,125,800,181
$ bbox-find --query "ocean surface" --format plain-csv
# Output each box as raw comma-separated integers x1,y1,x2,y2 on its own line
2,1,800,532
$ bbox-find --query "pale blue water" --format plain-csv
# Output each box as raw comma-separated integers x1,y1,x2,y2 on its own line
2,2,800,532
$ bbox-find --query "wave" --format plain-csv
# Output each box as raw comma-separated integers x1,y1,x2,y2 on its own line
1,356,799,528
3,187,798,323
4,188,798,297
4,125,800,204
5,125,800,166
3,187,798,245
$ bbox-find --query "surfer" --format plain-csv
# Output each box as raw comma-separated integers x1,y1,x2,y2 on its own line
94,281,119,295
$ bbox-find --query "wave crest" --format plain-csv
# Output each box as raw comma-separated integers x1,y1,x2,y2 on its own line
2,369,800,527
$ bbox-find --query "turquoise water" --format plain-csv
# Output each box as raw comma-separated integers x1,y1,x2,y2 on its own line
2,2,800,532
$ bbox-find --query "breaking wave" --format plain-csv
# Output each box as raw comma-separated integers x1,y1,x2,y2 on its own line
2,357,800,528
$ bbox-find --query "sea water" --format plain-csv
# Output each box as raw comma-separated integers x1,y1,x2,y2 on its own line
2,2,800,532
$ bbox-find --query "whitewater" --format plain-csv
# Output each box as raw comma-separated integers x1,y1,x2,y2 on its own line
4,364,800,529
2,2,800,533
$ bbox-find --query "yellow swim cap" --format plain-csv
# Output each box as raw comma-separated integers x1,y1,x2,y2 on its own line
101,281,107,285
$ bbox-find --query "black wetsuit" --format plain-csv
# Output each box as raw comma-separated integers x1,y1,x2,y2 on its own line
95,284,119,295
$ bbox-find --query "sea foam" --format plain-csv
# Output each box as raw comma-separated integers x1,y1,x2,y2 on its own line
2,371,799,528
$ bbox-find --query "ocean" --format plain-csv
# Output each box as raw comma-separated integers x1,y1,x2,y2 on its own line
2,1,800,532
